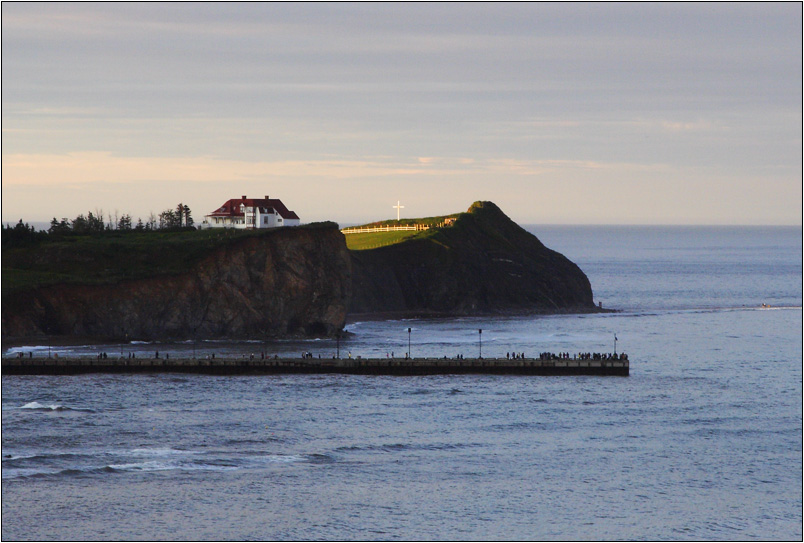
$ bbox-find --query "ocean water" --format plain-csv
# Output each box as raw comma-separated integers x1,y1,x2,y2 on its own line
2,226,801,541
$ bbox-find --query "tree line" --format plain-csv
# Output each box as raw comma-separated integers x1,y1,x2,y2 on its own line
3,203,196,247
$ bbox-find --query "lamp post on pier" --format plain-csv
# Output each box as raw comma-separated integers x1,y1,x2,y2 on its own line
336,331,341,359
408,328,412,359
614,333,618,355
478,329,482,359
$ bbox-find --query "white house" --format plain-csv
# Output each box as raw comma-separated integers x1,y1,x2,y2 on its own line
201,195,301,229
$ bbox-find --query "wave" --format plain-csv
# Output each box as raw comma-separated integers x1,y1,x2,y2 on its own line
128,447,200,457
3,460,239,480
20,401,65,411
1,445,337,481
2,467,66,480
603,305,802,317
250,453,335,464
222,436,285,446
335,442,468,453
3,344,108,355
106,460,238,473
4,345,58,355
3,451,88,463
18,401,93,412
306,453,337,464
254,454,307,464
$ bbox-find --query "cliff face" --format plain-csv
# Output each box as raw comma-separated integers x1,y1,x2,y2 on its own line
2,224,351,340
348,201,595,316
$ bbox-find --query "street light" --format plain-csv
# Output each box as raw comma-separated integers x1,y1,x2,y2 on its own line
408,328,412,359
614,333,618,355
336,331,341,359
478,329,482,359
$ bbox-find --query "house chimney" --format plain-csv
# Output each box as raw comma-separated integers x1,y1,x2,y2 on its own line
241,195,247,199
265,195,269,199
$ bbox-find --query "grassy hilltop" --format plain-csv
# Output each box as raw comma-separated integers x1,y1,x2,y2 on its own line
344,212,461,251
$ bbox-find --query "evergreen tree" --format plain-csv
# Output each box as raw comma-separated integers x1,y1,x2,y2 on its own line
117,214,133,231
2,219,43,247
159,209,181,229
86,211,105,232
72,214,88,233
183,204,194,227
176,203,185,227
48,217,71,235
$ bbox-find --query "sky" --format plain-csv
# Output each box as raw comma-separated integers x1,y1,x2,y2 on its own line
2,2,802,226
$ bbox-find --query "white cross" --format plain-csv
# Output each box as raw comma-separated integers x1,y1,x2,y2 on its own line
393,200,405,221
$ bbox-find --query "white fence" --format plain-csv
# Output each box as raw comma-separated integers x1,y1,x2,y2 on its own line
340,224,431,234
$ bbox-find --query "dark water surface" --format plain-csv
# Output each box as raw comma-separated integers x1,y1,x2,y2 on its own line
2,226,801,540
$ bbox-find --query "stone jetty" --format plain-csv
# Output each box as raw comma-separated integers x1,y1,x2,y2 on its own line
1,356,628,376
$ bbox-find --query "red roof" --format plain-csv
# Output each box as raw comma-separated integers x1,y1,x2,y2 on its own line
207,197,300,220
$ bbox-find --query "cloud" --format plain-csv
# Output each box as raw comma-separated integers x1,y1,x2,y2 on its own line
3,151,671,189
1,152,484,187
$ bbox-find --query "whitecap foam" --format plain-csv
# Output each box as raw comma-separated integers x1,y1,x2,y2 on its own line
108,460,237,473
2,453,39,461
4,344,101,355
18,401,93,413
4,345,52,355
20,401,63,411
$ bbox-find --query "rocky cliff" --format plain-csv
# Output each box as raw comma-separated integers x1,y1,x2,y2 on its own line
348,201,596,316
2,203,598,342
2,223,351,341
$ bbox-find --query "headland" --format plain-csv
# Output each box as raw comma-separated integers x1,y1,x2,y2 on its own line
2,201,602,344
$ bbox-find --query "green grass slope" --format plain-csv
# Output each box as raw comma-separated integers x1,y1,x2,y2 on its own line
2,223,338,294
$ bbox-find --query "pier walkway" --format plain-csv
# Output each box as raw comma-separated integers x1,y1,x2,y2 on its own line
2,356,628,376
